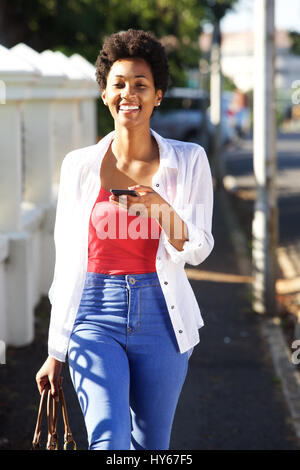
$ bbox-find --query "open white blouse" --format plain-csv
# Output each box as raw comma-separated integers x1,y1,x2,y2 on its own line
48,129,214,362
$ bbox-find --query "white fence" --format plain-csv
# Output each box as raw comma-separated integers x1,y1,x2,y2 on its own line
0,43,99,348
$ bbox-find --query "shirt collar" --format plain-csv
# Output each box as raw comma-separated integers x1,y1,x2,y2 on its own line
92,128,179,171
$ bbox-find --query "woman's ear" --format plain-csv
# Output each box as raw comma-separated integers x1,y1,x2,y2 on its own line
156,90,163,107
101,90,107,106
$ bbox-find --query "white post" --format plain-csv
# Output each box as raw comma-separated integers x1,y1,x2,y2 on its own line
0,102,22,231
0,45,39,346
252,0,278,315
210,21,224,189
0,235,9,344
21,101,54,204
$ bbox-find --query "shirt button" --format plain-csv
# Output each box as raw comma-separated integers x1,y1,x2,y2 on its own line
171,305,175,309
157,256,161,260
178,330,183,333
164,281,168,285
156,183,160,187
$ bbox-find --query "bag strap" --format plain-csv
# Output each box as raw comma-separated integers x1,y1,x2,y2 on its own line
59,388,77,450
32,385,76,450
32,386,49,450
46,387,59,450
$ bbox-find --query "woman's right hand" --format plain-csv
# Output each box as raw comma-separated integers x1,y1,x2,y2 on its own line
36,356,63,401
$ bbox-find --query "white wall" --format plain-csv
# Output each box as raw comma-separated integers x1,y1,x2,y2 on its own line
0,44,99,348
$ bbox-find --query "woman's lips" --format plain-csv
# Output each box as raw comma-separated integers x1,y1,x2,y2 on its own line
118,105,140,113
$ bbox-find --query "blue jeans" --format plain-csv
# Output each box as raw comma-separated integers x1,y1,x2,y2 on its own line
68,271,193,450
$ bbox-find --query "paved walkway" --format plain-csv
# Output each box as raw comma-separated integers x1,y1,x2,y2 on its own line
171,188,300,450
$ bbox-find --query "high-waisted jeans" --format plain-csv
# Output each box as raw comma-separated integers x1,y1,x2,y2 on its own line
68,271,193,450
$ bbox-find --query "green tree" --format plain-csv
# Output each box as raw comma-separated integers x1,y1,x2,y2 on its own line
289,30,300,55
0,0,238,134
1,0,237,83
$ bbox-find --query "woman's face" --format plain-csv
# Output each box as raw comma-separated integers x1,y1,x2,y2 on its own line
101,57,162,129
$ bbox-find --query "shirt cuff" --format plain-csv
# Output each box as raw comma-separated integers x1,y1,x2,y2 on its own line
162,217,205,264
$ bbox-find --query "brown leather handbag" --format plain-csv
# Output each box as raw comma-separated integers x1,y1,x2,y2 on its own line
32,384,77,450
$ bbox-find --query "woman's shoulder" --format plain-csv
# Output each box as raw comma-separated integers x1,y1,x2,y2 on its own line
63,142,99,168
168,137,204,152
164,136,208,166
62,131,114,170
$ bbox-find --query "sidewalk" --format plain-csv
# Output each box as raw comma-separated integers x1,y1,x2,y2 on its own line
170,187,300,450
223,133,300,341
1,185,300,450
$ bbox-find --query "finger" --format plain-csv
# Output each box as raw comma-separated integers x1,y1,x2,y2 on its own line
126,195,143,203
110,198,121,207
36,375,48,395
38,383,48,396
128,185,153,192
50,378,60,402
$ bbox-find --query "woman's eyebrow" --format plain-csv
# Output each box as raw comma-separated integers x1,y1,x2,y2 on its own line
114,74,149,79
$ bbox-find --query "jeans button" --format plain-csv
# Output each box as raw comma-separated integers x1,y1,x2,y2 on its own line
129,277,136,284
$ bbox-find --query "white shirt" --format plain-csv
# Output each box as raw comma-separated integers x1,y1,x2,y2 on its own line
48,129,214,362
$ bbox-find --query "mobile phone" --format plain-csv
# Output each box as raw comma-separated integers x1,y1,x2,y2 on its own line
110,189,139,197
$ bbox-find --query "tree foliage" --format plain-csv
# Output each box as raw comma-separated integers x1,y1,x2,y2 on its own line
290,31,300,56
1,0,237,86
0,0,237,135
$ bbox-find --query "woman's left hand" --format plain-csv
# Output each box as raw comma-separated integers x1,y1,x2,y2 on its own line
109,184,168,220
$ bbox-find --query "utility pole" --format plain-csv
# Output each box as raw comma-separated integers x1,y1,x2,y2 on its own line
252,0,278,315
210,20,225,189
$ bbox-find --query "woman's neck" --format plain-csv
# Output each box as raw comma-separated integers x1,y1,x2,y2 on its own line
111,125,156,166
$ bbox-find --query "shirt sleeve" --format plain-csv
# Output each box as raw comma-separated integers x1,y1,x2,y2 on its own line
161,146,214,266
48,156,71,306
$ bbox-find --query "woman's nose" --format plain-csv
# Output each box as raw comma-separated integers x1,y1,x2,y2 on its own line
121,84,136,99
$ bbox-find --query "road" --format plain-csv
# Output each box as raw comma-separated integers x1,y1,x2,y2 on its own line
223,132,300,247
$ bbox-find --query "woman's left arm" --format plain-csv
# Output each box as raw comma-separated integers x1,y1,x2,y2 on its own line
160,146,214,266
109,146,214,266
109,185,189,251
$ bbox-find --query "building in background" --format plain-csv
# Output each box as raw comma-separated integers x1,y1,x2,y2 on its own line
197,29,300,131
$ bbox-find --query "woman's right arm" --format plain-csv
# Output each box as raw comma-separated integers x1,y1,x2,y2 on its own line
36,356,63,401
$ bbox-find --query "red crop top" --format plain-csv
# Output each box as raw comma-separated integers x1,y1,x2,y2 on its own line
87,187,162,274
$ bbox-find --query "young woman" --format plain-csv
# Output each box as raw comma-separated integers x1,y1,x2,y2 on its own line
36,29,214,450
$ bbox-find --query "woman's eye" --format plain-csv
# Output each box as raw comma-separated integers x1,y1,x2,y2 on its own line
113,83,124,88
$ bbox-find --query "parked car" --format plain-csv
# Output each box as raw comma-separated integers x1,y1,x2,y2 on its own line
207,90,252,144
150,87,212,152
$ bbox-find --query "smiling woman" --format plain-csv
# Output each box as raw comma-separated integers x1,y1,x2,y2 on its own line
101,57,162,128
35,28,214,451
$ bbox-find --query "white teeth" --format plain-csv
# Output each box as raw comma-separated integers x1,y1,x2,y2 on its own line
119,105,139,110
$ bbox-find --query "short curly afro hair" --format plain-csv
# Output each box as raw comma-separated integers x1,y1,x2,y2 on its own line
95,29,169,95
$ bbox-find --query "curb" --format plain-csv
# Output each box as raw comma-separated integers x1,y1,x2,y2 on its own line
261,317,300,440
217,185,300,444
